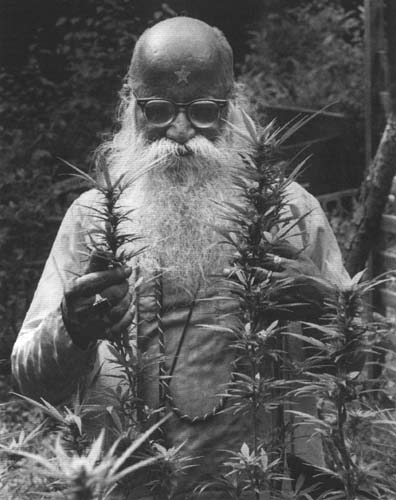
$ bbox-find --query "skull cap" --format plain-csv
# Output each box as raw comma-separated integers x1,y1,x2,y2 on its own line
128,17,234,100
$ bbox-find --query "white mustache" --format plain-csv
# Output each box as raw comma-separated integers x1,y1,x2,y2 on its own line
145,135,228,160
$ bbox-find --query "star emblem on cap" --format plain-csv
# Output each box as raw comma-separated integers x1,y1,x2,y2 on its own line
175,65,191,84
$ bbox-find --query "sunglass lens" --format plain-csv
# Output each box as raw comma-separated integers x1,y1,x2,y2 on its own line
144,100,174,126
189,101,219,127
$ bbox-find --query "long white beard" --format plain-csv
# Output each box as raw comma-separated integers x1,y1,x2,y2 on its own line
134,163,234,294
99,104,247,294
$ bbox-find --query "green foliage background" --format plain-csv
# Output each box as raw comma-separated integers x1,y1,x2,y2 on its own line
0,0,364,369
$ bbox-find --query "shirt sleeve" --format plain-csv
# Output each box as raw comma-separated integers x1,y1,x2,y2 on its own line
284,182,351,289
11,192,98,404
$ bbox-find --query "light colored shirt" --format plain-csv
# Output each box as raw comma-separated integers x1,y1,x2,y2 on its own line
12,181,351,499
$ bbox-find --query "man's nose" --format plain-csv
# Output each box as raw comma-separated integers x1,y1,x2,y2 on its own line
166,111,196,144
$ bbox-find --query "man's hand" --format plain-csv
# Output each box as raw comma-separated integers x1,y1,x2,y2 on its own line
61,261,133,349
259,241,335,322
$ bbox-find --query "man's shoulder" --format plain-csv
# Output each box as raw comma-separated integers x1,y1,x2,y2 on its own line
58,189,105,231
68,188,104,216
282,182,328,248
284,181,321,215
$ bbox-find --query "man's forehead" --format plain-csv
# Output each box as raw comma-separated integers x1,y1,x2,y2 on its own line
140,19,215,65
129,17,234,100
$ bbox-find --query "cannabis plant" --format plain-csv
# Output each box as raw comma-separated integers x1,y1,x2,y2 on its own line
195,114,396,500
60,158,189,493
3,157,192,498
1,415,170,500
190,113,323,499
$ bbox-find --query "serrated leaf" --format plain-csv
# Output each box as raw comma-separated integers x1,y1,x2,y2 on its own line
351,268,367,285
195,324,235,334
262,231,273,243
282,331,327,350
240,442,250,458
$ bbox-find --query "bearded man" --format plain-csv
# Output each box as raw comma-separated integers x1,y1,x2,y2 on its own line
12,16,353,500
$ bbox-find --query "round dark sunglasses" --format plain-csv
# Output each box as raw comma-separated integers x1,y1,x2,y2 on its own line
134,93,228,128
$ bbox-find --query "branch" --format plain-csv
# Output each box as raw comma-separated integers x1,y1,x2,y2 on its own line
346,112,396,276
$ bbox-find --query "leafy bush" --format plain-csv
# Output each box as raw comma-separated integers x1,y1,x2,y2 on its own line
0,2,173,367
239,0,364,119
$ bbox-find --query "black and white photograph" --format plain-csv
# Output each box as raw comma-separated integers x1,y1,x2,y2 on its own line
1,1,396,499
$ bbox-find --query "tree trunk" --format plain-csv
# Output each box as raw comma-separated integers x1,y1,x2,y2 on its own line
346,113,396,276
345,0,396,276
